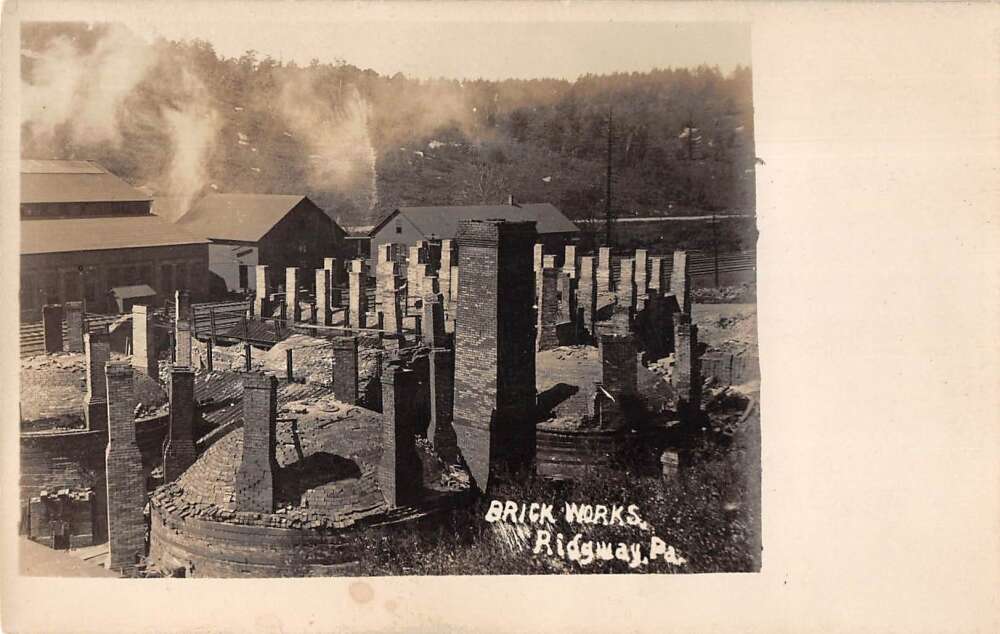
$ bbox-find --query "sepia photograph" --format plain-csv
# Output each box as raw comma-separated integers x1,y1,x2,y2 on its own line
14,15,759,578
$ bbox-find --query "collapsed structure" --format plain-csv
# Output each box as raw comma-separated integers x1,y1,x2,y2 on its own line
21,204,709,576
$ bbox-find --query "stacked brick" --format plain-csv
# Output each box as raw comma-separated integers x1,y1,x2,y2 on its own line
84,327,110,433
379,364,420,507
234,373,278,513
131,304,157,378
331,336,359,405
104,362,146,575
26,488,97,549
453,219,537,492
163,365,196,483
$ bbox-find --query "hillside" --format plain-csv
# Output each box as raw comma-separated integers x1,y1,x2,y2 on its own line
20,22,756,229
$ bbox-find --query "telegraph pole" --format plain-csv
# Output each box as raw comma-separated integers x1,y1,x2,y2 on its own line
605,107,613,247
712,213,720,287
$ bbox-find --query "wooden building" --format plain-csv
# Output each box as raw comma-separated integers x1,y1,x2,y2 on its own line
368,201,579,263
175,194,347,297
19,160,209,321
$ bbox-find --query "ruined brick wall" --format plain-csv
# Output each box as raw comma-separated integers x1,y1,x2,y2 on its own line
557,270,576,326
672,314,701,412
536,268,560,352
598,332,637,430
234,373,278,513
163,366,196,483
104,362,146,574
84,328,110,432
131,305,157,378
439,240,455,315
577,256,598,341
453,220,537,491
429,347,458,463
332,337,359,405
26,489,97,549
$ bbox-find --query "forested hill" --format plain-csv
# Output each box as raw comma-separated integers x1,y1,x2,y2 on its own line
21,22,756,228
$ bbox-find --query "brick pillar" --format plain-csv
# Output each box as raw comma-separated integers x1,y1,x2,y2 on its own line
131,305,157,378
331,336,359,405
439,239,455,315
254,265,271,317
422,294,446,348
323,257,338,286
162,365,196,482
104,362,145,575
348,260,367,329
315,268,332,326
597,330,637,430
234,373,278,513
449,266,459,312
429,347,458,463
377,260,402,338
453,219,537,492
42,304,64,353
597,247,613,296
635,249,649,299
542,254,557,270
65,301,84,353
670,251,690,314
536,267,560,351
672,314,701,414
174,290,192,368
557,270,575,325
618,257,636,309
285,267,301,322
563,244,578,279
577,256,598,341
649,257,664,293
84,327,110,433
379,364,420,507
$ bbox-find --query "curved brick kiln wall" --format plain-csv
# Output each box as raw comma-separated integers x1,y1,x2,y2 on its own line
535,425,669,480
149,507,361,577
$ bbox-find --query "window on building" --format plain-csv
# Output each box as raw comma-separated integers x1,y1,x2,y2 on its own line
395,220,402,234
238,264,249,290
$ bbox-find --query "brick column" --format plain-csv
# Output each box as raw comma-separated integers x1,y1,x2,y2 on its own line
379,364,420,508
131,305,157,378
449,266,459,313
429,347,458,463
331,336,359,405
65,301,84,353
635,249,649,299
577,256,598,341
254,265,271,317
323,257,338,286
162,366,196,482
542,254,557,270
536,267,560,351
42,304,64,353
618,257,636,309
234,372,278,513
439,239,455,315
670,251,690,314
84,327,110,433
377,260,402,338
422,293,446,348
348,260,367,329
104,362,145,575
174,290,192,368
649,257,664,294
597,330,637,430
557,270,575,325
285,267,301,322
563,244,578,279
597,247,613,296
315,268,332,326
672,313,701,414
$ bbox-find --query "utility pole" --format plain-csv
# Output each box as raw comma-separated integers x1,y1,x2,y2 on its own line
712,213,720,287
605,107,613,247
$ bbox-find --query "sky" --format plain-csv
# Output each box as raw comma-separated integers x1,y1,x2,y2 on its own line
20,2,751,80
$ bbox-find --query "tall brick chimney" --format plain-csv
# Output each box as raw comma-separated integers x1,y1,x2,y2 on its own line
453,219,537,491
84,326,111,433
234,372,278,513
379,363,420,507
162,365,196,482
174,290,192,367
103,362,145,575
131,304,158,378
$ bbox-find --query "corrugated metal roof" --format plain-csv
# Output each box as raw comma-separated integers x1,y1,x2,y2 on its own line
110,284,157,300
20,160,153,204
21,215,207,255
175,193,313,243
373,203,579,239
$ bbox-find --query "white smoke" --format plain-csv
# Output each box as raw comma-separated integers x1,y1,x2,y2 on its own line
276,75,379,212
21,23,221,220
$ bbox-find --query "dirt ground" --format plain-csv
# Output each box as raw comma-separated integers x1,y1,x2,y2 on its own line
691,303,757,349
